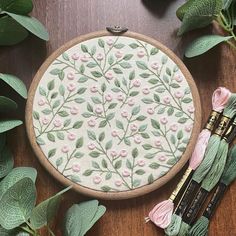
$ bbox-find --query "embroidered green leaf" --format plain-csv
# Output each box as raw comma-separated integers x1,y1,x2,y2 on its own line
141,133,150,139
142,144,153,150
47,80,55,91
136,115,147,121
39,87,46,96
107,113,115,120
71,175,81,183
167,107,174,116
149,163,160,169
142,98,153,104
87,103,94,112
0,178,36,230
74,152,84,158
123,54,133,60
101,186,111,192
108,103,118,109
177,130,183,140
185,35,232,57
81,44,88,52
150,47,159,55
130,91,139,96
135,169,145,175
89,151,100,158
113,67,123,74
132,106,141,116
76,137,83,148
87,130,96,140
52,100,60,109
178,117,188,124
0,120,23,133
56,157,63,166
47,133,55,142
114,43,125,49
48,149,56,158
75,98,85,104
151,119,160,129
129,43,139,49
171,135,176,145
63,119,71,127
136,61,148,70
105,172,112,180
114,79,121,87
105,140,113,150
98,132,105,142
126,159,132,169
73,121,83,129
50,68,61,75
139,124,148,132
167,158,176,165
148,78,159,84
86,62,97,69
108,55,114,65
132,148,138,158
92,161,100,169
62,52,69,61
129,70,135,80
51,92,58,99
133,179,141,187
42,108,51,115
114,160,122,169
78,77,88,83
154,94,160,102
58,110,69,117
124,138,131,146
166,67,172,76
101,83,106,92
98,39,105,48
79,64,85,74
148,174,154,184
119,62,132,69
91,71,102,78
101,159,108,168
161,55,168,64
99,120,107,128
140,73,150,78
144,153,156,159
91,45,96,55
116,120,124,130
83,169,93,176
77,87,87,94
36,137,45,145
33,111,39,120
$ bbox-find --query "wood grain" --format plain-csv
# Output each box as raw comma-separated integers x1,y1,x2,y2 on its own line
0,0,235,235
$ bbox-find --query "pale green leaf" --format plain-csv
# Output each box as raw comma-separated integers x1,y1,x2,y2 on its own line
30,186,71,229
0,0,33,15
5,12,49,41
185,35,233,57
0,178,36,230
0,73,27,98
0,146,14,178
0,96,17,111
0,120,23,133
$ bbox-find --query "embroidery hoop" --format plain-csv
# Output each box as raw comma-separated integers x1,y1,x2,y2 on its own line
26,30,201,200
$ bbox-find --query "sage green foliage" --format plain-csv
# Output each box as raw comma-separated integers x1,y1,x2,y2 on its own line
188,216,209,236
177,0,236,57
64,200,106,236
0,0,48,45
164,214,182,236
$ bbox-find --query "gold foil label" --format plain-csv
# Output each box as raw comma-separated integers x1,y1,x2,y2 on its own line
169,167,193,201
214,115,231,137
223,120,236,143
204,110,221,131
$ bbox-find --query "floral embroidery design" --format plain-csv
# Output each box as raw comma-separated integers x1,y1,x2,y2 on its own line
32,36,195,192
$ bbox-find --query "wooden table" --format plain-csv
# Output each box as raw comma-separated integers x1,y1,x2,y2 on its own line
0,0,235,235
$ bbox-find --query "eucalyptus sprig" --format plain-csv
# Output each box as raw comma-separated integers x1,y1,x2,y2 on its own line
176,0,236,57
0,0,49,45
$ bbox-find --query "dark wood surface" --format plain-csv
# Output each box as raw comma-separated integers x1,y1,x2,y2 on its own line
0,0,235,235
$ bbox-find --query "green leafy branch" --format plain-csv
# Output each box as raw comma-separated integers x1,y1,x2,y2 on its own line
176,0,236,57
0,0,48,45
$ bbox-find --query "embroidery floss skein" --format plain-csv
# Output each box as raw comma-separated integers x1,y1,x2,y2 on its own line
144,87,231,229
178,120,236,236
188,145,236,236
165,93,236,236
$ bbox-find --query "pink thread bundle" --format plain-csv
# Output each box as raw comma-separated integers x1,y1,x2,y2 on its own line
145,87,231,229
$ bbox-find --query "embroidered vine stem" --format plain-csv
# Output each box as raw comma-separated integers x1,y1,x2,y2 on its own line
54,59,98,82
136,39,150,61
62,149,77,174
118,115,133,145
94,139,131,189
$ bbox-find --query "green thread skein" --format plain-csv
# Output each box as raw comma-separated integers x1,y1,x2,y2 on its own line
165,94,236,236
188,145,236,236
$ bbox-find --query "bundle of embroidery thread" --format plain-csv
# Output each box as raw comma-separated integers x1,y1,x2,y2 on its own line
178,117,236,235
188,145,236,236
165,93,236,236
145,87,231,228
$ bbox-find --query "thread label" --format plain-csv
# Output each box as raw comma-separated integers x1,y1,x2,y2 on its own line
204,110,220,131
214,115,230,137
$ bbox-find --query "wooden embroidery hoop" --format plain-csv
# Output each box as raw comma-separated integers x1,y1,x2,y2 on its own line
25,30,201,200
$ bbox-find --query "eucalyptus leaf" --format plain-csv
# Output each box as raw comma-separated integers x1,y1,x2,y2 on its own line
0,146,14,178
0,178,36,230
0,96,17,111
0,133,6,152
5,12,49,41
0,73,27,98
30,186,71,229
178,0,223,35
0,167,37,200
0,16,28,45
0,120,23,133
0,0,33,15
185,35,233,57
176,0,195,20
